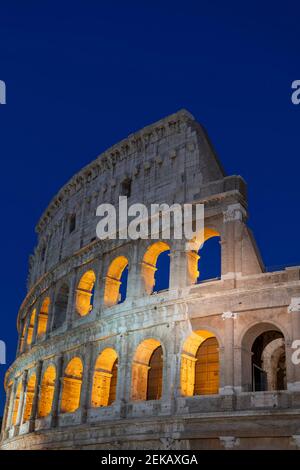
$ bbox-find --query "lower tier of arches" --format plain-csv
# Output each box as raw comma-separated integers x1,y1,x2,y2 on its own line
2,403,300,450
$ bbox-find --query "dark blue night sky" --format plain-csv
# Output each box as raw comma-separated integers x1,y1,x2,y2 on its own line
0,1,299,415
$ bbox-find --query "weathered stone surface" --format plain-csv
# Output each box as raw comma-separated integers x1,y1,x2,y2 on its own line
1,110,300,450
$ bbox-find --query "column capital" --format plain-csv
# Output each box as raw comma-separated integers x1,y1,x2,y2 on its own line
219,436,240,449
222,311,238,320
288,297,300,313
223,203,247,223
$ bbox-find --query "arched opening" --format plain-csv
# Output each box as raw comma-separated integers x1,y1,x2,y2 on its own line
241,322,287,392
76,270,96,316
119,265,128,303
181,330,219,396
142,242,170,294
23,374,36,422
196,229,221,283
60,357,83,413
12,382,22,426
251,330,286,391
186,228,221,285
53,283,69,330
91,348,118,407
37,297,50,338
131,339,163,401
38,365,56,418
197,236,221,283
104,256,128,307
26,309,36,345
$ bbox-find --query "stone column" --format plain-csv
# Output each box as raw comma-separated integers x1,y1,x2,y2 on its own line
29,360,43,431
169,247,199,289
115,331,129,417
80,343,93,423
66,274,77,328
220,311,238,394
287,298,300,390
222,204,246,279
45,287,55,339
1,383,13,439
16,370,28,431
51,355,64,427
5,379,18,433
126,244,144,300
31,299,41,345
92,256,104,317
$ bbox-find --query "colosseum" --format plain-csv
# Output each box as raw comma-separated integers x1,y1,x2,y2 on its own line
1,109,300,450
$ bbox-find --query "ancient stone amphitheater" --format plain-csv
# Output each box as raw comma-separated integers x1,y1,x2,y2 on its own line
1,110,300,450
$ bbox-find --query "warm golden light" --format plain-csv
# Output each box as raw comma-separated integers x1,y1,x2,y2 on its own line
180,330,219,396
76,270,96,316
104,256,128,306
131,338,163,401
187,229,220,284
26,309,36,345
23,374,36,422
12,382,22,426
38,365,56,418
37,297,50,337
60,357,83,414
91,348,118,407
141,242,170,294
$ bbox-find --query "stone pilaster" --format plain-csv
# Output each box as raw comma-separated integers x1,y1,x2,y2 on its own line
29,360,43,431
287,298,300,390
114,331,129,416
66,275,77,328
222,203,246,278
220,311,238,394
80,343,93,423
45,286,55,339
16,370,28,431
126,244,144,299
51,355,64,427
1,383,13,439
169,247,199,289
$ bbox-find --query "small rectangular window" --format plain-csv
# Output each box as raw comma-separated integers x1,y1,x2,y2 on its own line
69,214,76,233
41,246,46,262
121,179,131,197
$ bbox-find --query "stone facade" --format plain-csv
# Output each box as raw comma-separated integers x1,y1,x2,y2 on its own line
1,110,300,450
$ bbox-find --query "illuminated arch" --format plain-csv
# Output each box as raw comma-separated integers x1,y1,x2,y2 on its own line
12,382,22,426
76,270,96,316
23,374,37,422
91,348,118,407
26,309,36,345
141,242,170,294
38,365,56,418
37,297,50,337
104,256,128,307
60,357,83,413
187,228,220,285
131,338,163,401
181,330,219,396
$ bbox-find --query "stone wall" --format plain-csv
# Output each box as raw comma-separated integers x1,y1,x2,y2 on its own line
2,110,300,450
